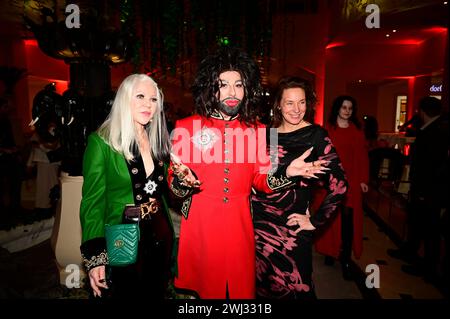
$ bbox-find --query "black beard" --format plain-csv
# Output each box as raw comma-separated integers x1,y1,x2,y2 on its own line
219,98,242,117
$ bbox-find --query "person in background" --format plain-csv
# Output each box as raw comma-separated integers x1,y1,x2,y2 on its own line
398,112,422,137
315,95,369,280
363,115,388,152
169,48,326,299
27,120,61,216
388,96,449,287
251,76,347,299
80,74,192,298
362,115,392,183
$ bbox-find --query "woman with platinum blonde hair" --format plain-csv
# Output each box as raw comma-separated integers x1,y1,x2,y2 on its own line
97,74,171,162
80,74,191,299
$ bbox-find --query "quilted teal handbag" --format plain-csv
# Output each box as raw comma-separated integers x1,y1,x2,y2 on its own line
105,223,140,267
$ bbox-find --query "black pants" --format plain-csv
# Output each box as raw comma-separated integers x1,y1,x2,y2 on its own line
405,196,441,274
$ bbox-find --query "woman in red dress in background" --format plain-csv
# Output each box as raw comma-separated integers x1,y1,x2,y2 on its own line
315,95,369,280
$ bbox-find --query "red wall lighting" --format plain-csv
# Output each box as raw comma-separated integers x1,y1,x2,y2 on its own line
23,39,38,46
325,42,346,50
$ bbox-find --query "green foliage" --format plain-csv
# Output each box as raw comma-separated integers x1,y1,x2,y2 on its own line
123,0,273,77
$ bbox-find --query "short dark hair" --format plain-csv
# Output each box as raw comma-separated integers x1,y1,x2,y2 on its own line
419,96,442,117
271,76,317,128
191,47,262,126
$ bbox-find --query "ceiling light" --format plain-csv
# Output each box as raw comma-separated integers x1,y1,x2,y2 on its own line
386,34,390,37
392,29,397,32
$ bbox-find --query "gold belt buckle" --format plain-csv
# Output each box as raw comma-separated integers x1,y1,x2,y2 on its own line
140,198,160,220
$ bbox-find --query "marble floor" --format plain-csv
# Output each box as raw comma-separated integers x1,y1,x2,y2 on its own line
352,210,445,299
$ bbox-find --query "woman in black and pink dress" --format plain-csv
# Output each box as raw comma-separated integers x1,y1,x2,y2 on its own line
251,77,348,299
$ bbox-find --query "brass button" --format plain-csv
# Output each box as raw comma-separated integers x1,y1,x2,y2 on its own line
224,132,227,137
132,168,138,174
224,187,229,193
223,197,229,203
224,149,229,154
158,161,164,166
224,159,230,164
158,175,164,181
224,168,229,174
134,183,141,188
224,140,228,144
224,177,229,183
136,194,142,200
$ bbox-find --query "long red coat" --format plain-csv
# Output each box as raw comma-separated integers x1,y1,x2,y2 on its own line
315,123,369,259
170,114,274,298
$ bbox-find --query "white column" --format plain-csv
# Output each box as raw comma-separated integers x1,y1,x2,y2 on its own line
51,173,85,287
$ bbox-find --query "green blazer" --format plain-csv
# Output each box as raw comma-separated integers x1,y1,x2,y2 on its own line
79,133,174,271
80,133,135,244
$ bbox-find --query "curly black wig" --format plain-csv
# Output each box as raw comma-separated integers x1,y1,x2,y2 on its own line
191,47,263,126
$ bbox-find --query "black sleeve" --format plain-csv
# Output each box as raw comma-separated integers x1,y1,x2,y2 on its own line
310,127,348,228
80,237,108,272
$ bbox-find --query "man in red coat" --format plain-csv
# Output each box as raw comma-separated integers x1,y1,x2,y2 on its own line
169,48,328,299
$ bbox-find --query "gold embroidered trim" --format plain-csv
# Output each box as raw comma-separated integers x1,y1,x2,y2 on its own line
267,173,293,191
209,109,239,121
82,250,108,271
170,181,191,198
181,197,192,219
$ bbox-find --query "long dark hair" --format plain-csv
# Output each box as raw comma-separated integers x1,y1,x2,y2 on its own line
191,47,262,126
328,95,361,129
271,76,317,128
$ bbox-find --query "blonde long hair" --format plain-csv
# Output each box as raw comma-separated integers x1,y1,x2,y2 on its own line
97,74,171,162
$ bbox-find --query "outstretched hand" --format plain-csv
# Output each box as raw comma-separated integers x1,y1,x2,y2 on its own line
286,147,329,179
